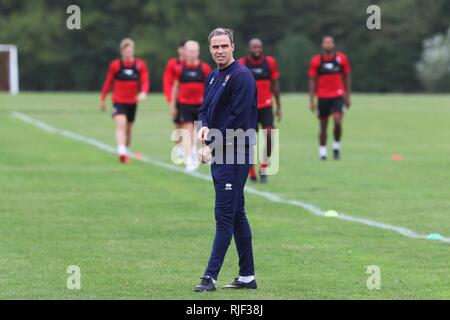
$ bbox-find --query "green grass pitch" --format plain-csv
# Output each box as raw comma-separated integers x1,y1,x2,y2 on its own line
0,92,449,299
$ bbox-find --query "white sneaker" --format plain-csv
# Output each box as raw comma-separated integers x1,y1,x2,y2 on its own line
185,155,199,172
185,162,199,172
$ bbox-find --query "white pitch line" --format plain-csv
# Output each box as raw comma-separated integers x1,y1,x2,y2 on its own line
11,111,450,244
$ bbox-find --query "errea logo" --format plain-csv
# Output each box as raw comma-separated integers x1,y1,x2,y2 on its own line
225,183,232,191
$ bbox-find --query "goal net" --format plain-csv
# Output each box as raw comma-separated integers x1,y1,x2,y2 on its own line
0,45,19,95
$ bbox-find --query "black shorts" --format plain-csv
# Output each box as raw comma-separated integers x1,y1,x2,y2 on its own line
318,97,344,118
257,106,275,129
112,103,137,122
176,103,200,124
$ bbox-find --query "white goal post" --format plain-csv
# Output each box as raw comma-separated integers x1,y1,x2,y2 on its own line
0,45,19,95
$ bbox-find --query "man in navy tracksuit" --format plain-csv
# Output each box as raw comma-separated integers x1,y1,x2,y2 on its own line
194,28,258,292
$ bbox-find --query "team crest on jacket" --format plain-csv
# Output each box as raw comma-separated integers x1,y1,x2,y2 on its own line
222,74,231,86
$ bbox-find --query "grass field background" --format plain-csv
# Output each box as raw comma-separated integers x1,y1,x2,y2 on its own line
0,92,449,299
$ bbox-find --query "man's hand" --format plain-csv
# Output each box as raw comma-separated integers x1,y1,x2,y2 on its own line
198,126,210,142
310,100,317,113
198,145,212,164
170,105,178,120
137,91,147,102
344,95,351,109
275,107,282,122
99,101,106,112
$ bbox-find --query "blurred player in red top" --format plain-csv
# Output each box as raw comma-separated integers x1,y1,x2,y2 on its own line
308,36,351,160
163,40,186,104
163,40,186,162
171,40,212,171
100,38,149,164
239,38,281,183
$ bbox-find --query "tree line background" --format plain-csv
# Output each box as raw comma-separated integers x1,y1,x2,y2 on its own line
0,0,449,93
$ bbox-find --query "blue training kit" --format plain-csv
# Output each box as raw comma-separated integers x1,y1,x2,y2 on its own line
198,60,258,280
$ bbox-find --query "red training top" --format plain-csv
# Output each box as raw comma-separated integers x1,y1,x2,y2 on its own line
163,57,182,103
238,55,280,109
308,51,351,98
173,61,212,106
101,58,149,104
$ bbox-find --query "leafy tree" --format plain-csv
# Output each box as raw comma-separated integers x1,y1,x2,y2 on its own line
417,28,450,92
0,0,448,92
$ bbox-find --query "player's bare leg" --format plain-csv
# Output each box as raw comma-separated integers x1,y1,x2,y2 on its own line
319,117,328,160
249,133,258,182
332,112,343,160
259,126,273,183
175,123,184,160
126,122,134,148
115,115,129,163
182,121,198,171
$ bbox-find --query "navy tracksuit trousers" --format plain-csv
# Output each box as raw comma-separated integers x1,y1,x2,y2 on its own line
204,149,255,280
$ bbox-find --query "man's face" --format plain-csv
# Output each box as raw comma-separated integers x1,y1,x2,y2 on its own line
249,42,263,59
121,46,135,60
209,35,234,67
185,45,199,62
321,37,335,53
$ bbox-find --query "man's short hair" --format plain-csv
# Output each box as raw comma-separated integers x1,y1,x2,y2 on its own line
208,28,234,44
120,38,135,51
249,38,263,47
178,39,187,48
185,40,200,51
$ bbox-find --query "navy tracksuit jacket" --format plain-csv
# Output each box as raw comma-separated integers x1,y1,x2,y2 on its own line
198,60,257,279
